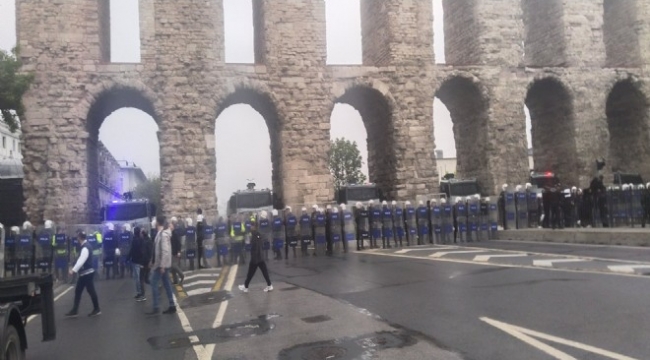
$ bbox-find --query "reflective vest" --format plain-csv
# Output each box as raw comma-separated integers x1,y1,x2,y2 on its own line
230,222,245,241
91,231,103,256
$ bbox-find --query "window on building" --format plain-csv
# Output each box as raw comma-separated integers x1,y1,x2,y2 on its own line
2,136,5,149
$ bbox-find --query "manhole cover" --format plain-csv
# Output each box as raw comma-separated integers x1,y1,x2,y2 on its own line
301,346,347,359
301,315,331,324
180,290,232,309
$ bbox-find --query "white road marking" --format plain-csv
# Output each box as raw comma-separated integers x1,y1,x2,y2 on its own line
206,263,239,358
607,265,650,274
429,250,487,258
395,246,457,254
183,273,219,281
182,280,215,287
481,317,638,360
174,293,211,359
533,259,587,268
27,285,74,324
473,254,529,262
185,288,212,297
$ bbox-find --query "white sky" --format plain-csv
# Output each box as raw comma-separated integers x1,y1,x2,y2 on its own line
0,0,531,213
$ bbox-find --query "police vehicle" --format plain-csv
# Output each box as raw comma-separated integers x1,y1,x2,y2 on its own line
613,172,644,187
102,198,156,229
226,188,274,216
530,172,560,191
439,178,481,203
336,184,382,207
0,224,56,360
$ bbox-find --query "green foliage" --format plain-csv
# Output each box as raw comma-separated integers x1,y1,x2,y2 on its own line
0,47,34,133
328,138,367,190
133,175,162,216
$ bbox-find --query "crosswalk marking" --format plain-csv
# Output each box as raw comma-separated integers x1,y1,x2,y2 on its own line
395,246,456,254
607,265,650,274
184,273,219,281
473,254,528,262
533,259,587,268
429,250,487,258
183,280,215,287
186,288,213,297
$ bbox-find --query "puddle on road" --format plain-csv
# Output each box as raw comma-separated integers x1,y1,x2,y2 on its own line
147,315,276,350
180,290,233,309
278,331,417,360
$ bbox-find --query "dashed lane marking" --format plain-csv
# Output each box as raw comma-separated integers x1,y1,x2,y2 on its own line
429,250,487,258
473,254,529,262
607,265,650,274
533,259,588,268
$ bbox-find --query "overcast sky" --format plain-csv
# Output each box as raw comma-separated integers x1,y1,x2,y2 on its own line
0,0,531,213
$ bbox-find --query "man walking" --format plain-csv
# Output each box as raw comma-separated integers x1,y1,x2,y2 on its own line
238,221,273,293
169,218,185,284
148,216,177,315
65,231,101,317
127,226,149,302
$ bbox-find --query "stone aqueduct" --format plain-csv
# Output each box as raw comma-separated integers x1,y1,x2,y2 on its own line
15,0,650,223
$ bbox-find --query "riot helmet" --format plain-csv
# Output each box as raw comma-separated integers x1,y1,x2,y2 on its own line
44,220,53,229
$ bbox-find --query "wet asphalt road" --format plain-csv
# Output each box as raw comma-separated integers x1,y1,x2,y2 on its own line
23,240,650,359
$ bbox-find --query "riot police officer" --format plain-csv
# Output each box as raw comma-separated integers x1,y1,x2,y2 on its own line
643,183,650,228
404,201,417,246
392,201,405,247
416,201,429,245
215,216,229,266
285,207,299,258
380,201,393,249
102,223,117,280
229,215,246,265
271,209,285,260
368,201,381,249
355,202,369,251
118,224,133,278
299,207,312,257
36,220,55,274
340,204,354,253
313,207,327,256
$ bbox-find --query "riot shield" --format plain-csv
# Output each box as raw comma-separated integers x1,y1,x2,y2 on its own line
258,213,272,261
117,225,132,278
342,209,356,247
17,225,34,275
0,224,5,278
355,208,369,250
488,198,499,239
185,223,198,270
416,205,430,245
455,201,468,243
631,186,645,228
504,186,516,230
468,197,480,242
405,205,417,246
622,186,634,227
329,211,342,253
430,203,442,245
381,206,394,249
478,199,489,242
203,220,216,268
35,223,54,274
299,212,312,257
369,206,382,249
272,214,285,259
314,211,327,256
229,215,245,265
102,227,118,280
392,204,405,247
527,188,541,228
441,203,453,244
609,187,623,228
285,213,299,257
215,218,229,266
515,188,528,229
4,226,18,277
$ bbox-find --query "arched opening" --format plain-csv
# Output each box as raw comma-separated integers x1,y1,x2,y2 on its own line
521,0,566,67
525,78,577,185
603,0,641,68
330,104,368,179
433,99,454,180
334,86,395,198
325,0,362,65
606,79,650,176
224,0,255,63
215,89,281,213
87,87,159,222
435,76,489,186
0,0,16,52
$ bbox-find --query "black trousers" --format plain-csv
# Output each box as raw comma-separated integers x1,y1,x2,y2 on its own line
72,273,100,312
244,261,271,288
197,240,204,267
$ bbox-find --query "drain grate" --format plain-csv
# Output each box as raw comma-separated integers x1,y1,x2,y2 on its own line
301,315,332,324
180,290,232,309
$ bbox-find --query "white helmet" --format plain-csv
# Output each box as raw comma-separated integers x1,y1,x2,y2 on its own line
184,218,192,227
639,184,646,190
405,201,411,206
368,200,374,206
502,184,508,191
571,186,577,193
431,199,438,204
418,200,424,206
525,183,532,190
456,198,462,204
22,221,33,230
124,223,132,232
11,226,20,234
474,194,481,200
285,206,292,212
382,200,388,206
536,192,543,199
391,200,397,206
340,204,347,211
622,184,630,191
302,207,307,212
197,214,204,223
333,207,339,214
485,197,490,202
260,210,268,219
515,185,522,192
106,223,115,231
646,182,650,189
171,216,178,224
312,204,318,210
44,220,53,229
466,196,472,202
441,198,447,204
272,209,279,216
326,205,332,210
115,248,121,256
356,202,363,209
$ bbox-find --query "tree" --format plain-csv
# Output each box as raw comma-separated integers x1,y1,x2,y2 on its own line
133,176,162,216
328,138,367,190
0,47,34,133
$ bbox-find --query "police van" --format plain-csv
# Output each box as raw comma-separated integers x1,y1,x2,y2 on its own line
102,198,156,229
439,178,480,203
530,172,560,191
227,189,274,217
336,184,382,207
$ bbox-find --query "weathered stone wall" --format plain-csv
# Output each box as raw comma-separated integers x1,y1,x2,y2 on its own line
603,0,641,68
15,0,650,224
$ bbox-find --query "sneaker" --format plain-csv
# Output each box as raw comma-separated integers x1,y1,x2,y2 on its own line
64,310,78,318
136,296,147,302
88,309,101,317
134,294,142,299
162,307,177,315
263,285,273,292
238,285,248,293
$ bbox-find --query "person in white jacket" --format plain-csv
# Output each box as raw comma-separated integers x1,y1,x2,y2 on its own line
147,216,176,315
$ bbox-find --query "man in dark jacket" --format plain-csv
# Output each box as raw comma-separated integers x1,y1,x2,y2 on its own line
196,209,205,268
169,218,185,284
238,221,273,293
127,227,148,301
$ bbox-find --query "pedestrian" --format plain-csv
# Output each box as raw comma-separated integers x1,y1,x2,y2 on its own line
169,218,185,284
196,209,205,269
147,216,177,315
141,227,153,285
127,226,148,302
65,231,101,317
238,221,273,293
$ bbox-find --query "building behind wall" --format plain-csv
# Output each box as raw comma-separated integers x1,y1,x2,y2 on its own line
118,160,147,194
97,142,122,208
0,120,22,161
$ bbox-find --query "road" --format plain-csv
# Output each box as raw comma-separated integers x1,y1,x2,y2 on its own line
24,240,650,359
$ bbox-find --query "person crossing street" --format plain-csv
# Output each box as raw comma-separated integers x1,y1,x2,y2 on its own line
238,221,273,293
65,231,101,318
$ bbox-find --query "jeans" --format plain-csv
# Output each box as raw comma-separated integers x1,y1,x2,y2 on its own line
170,257,183,283
72,273,99,312
150,268,175,311
133,264,143,296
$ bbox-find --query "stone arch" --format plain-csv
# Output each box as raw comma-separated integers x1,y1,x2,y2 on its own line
214,86,284,208
434,73,490,188
330,83,397,199
85,84,160,222
606,77,650,177
525,76,578,186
